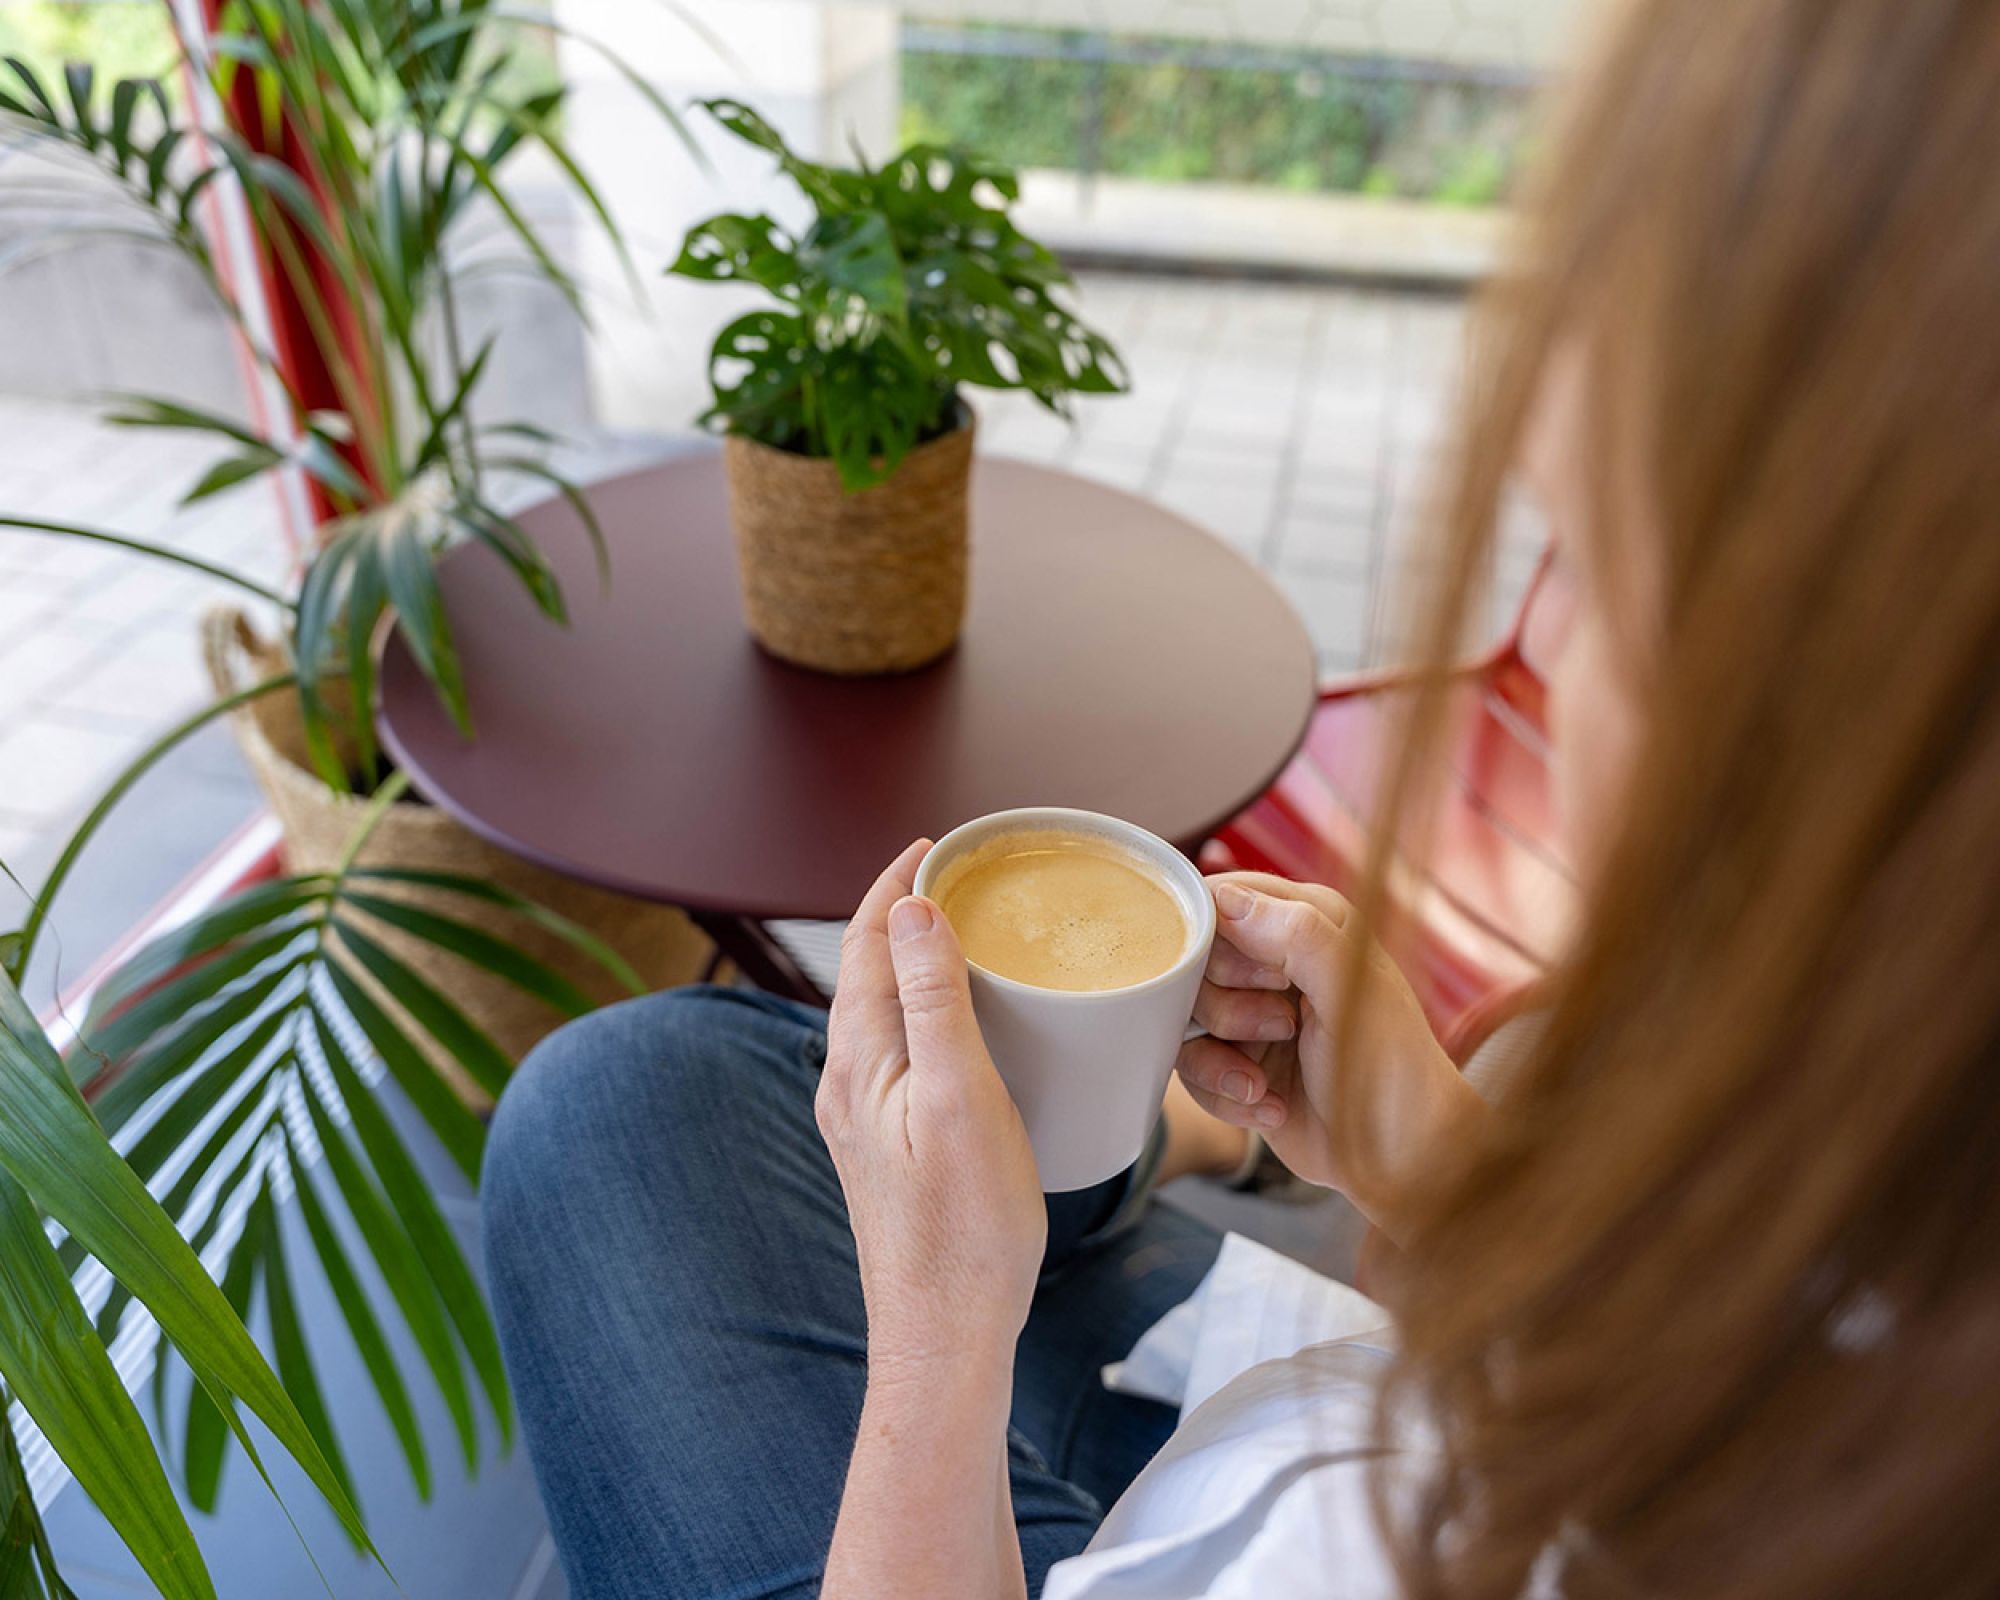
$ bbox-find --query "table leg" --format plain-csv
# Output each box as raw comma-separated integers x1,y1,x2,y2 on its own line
691,911,831,1008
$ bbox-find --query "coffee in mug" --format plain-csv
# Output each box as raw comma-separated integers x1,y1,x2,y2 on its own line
915,808,1216,1191
930,829,1191,993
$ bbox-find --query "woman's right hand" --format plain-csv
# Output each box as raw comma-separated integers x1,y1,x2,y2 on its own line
1172,873,1486,1238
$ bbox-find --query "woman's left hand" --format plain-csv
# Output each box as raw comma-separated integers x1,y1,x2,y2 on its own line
816,839,1046,1374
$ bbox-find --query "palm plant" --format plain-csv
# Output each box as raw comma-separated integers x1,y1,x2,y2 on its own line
0,0,691,1588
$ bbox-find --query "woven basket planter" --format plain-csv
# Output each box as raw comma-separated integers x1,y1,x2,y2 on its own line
203,608,717,1111
723,417,974,675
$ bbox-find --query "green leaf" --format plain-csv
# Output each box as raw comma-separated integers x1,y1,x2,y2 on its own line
286,1132,429,1502
379,505,469,733
310,1011,513,1449
331,922,513,1100
337,891,594,1017
0,1487,42,1599
446,500,565,623
447,142,584,320
0,1397,67,1599
186,451,284,505
107,78,142,175
293,1067,479,1471
341,542,387,787
669,212,796,292
799,212,906,330
412,334,495,470
0,1168,216,1600
474,461,609,590
0,517,291,612
255,1186,360,1531
294,532,361,791
180,1184,263,1516
699,98,865,211
144,124,183,205
153,1123,272,1441
104,395,274,454
3,57,59,122
322,965,485,1186
0,971,374,1557
81,919,304,1072
61,63,95,149
347,868,646,995
84,878,327,1035
119,1038,283,1199
91,1068,277,1349
87,956,301,1132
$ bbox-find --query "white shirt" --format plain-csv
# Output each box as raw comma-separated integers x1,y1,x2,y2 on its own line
1042,1234,1405,1599
1047,1016,1550,1599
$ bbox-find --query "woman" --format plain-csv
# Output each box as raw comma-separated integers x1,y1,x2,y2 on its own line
483,0,2000,1593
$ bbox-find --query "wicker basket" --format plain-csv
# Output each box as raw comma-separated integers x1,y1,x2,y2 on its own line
723,417,974,675
203,609,717,1111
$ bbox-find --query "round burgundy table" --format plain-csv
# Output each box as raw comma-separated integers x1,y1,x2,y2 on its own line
378,449,1315,995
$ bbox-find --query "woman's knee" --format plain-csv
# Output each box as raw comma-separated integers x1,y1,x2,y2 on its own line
484,984,818,1219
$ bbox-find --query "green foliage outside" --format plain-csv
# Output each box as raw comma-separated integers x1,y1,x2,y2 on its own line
0,1,562,127
901,33,1530,207
0,0,181,93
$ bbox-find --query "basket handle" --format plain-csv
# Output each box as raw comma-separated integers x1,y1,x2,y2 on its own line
200,606,275,703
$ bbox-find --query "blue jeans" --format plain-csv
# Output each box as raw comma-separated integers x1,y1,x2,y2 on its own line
483,985,1223,1600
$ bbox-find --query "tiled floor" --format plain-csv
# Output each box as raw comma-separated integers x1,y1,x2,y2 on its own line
0,270,1531,1598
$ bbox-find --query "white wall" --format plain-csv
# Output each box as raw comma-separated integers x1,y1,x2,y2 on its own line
553,1,901,433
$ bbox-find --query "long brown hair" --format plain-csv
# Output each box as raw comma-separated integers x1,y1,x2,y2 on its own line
1355,1,2000,1595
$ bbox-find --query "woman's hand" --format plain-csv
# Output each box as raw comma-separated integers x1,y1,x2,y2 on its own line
816,839,1046,1372
1171,872,1485,1238
819,841,1040,1600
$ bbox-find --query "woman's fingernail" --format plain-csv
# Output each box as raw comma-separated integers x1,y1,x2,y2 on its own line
890,898,935,943
1214,883,1255,920
1252,966,1288,989
1258,1014,1294,1041
1252,1101,1285,1128
1222,1069,1256,1104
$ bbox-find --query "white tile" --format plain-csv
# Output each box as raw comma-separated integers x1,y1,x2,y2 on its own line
0,527,122,588
1218,284,1331,347
59,561,204,631
1069,395,1178,453
0,586,58,660
0,825,44,922
1155,468,1281,559
1275,570,1373,664
1274,505,1375,573
1289,471,1379,521
48,620,213,727
1172,427,1291,471
0,716,150,825
1133,293,1221,351
993,404,1082,462
0,618,116,711
1067,445,1156,494
1293,424,1384,481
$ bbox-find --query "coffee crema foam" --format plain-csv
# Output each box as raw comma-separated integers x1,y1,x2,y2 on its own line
931,829,1189,993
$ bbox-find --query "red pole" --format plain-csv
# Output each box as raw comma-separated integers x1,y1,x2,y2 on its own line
192,0,377,525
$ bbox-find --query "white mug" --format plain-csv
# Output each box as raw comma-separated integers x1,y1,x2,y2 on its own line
914,807,1217,1192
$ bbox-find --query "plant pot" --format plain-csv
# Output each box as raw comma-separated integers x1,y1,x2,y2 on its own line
203,609,719,1111
722,417,974,675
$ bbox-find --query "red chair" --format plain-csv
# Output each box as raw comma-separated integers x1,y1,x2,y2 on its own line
1202,555,1578,1059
